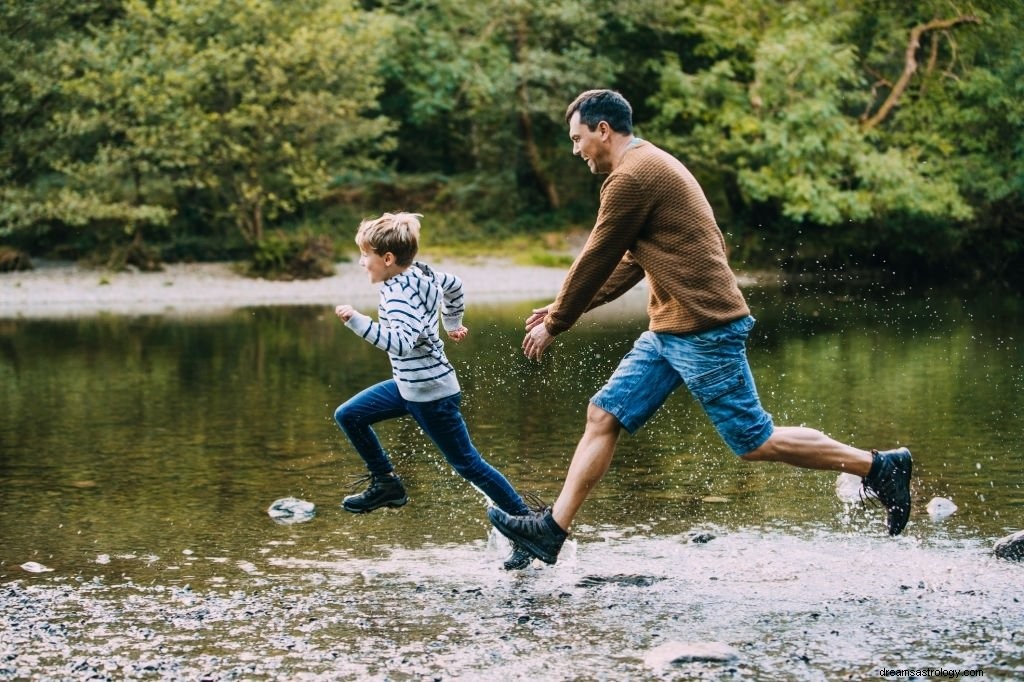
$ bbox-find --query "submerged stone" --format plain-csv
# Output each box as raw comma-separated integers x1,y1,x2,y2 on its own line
926,497,958,520
576,574,665,588
687,530,716,544
267,497,316,524
644,641,740,668
993,530,1024,561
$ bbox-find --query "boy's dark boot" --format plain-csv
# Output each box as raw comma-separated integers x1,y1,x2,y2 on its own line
862,447,913,536
342,473,408,513
488,507,567,565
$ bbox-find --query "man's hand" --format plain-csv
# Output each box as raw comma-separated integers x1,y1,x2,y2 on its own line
524,304,550,332
447,326,469,342
522,304,555,360
335,304,356,322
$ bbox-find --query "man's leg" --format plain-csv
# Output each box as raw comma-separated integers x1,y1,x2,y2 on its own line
741,427,912,535
487,403,622,564
550,403,623,530
740,426,872,475
488,331,678,563
669,316,912,536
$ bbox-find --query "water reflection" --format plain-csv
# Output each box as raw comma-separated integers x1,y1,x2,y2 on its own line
1,283,1022,679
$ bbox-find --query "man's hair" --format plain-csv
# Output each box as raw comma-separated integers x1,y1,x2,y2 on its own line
565,89,633,134
355,212,422,266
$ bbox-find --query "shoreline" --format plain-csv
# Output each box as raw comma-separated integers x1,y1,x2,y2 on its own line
0,258,576,319
0,258,766,320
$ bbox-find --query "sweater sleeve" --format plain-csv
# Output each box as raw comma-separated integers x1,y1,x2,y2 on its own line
584,252,646,311
545,172,649,335
344,297,423,358
435,270,465,331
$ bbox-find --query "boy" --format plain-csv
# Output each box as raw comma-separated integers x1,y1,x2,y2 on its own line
334,212,532,570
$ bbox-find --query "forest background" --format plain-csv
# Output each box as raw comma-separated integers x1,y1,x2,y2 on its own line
2,0,1021,287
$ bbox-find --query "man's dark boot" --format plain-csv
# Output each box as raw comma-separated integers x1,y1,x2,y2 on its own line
342,473,408,513
488,507,567,565
862,447,913,535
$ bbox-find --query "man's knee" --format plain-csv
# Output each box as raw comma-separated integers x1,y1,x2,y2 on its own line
739,433,777,462
585,403,622,435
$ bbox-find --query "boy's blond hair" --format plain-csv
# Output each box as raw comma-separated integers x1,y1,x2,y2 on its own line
355,212,422,266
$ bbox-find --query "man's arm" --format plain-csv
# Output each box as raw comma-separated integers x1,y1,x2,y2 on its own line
544,173,648,336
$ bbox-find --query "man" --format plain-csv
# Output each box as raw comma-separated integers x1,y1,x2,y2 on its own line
488,89,912,564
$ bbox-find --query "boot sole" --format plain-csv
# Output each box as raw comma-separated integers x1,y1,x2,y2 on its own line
342,497,408,514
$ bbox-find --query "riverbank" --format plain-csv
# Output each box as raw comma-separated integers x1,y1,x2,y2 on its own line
0,258,577,319
0,258,769,319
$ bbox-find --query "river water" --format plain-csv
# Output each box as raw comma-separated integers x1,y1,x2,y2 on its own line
1,280,1021,680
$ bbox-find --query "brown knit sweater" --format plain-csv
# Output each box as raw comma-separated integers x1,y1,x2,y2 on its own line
545,140,749,336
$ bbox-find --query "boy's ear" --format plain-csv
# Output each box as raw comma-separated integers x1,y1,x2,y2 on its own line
381,251,396,266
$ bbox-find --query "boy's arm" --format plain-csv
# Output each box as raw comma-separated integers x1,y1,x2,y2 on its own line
339,298,422,358
433,268,466,332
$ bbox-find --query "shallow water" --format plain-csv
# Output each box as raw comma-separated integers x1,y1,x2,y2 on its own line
1,281,1022,680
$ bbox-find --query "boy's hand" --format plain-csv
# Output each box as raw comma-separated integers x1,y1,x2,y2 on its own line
335,304,356,322
447,326,469,342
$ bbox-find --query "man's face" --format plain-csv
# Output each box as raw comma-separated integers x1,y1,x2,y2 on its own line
568,111,609,174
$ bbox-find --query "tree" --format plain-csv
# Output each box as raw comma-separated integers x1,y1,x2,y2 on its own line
0,1,133,249
378,0,619,220
7,0,396,259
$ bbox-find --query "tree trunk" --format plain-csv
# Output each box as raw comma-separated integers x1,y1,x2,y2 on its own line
860,15,980,130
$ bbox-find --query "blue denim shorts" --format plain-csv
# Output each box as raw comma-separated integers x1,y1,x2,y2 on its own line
591,315,774,455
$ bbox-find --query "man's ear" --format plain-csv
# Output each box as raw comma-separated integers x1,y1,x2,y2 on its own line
597,120,612,139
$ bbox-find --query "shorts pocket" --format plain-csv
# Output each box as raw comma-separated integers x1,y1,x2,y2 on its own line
688,360,746,404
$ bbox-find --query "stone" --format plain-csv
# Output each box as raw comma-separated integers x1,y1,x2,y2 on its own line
835,472,864,503
644,641,740,668
925,497,958,520
993,530,1024,561
267,497,316,524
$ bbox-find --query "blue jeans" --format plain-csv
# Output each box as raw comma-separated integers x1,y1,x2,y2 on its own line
591,315,775,455
334,380,529,515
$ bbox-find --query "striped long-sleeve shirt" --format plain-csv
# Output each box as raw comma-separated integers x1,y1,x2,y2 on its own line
345,261,465,402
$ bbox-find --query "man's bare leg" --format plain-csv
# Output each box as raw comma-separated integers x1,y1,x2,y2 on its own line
743,425,913,535
741,425,873,475
550,403,622,531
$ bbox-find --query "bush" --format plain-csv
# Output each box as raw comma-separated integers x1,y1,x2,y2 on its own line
245,230,337,280
0,246,33,272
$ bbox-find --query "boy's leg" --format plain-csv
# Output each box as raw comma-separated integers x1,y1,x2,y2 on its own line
408,393,530,516
334,380,407,475
335,380,412,513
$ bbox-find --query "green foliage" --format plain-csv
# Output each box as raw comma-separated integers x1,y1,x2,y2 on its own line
3,0,395,254
644,0,977,269
2,0,1022,286
246,230,336,281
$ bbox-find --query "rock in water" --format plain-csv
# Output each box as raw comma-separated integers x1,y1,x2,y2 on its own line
993,530,1024,561
926,497,958,520
267,497,316,524
835,472,864,503
644,641,740,668
20,561,53,573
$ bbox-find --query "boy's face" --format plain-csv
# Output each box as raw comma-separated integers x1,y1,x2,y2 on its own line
359,248,395,284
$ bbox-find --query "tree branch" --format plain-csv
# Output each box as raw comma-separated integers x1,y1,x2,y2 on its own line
860,15,980,130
